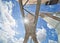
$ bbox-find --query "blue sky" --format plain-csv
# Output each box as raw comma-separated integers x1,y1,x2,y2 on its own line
0,0,59,43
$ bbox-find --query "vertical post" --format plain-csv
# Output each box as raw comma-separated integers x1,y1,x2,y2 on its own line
34,0,41,26
19,0,25,17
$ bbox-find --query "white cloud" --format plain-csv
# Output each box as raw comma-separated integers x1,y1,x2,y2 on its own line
36,27,47,43
0,1,16,27
16,0,19,2
5,1,14,15
0,0,16,36
14,37,24,43
47,23,54,29
0,36,7,43
0,0,18,43
18,38,24,43
49,40,58,43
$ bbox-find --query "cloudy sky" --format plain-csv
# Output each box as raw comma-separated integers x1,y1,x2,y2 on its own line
0,0,59,43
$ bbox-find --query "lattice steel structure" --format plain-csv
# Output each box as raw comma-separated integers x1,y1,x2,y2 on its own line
18,0,60,43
